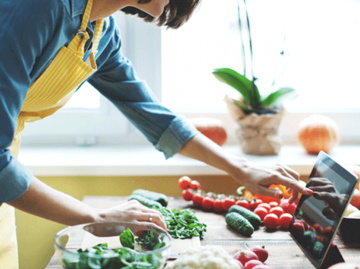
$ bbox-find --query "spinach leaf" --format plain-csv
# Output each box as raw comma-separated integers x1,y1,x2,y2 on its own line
120,228,135,249
158,208,207,240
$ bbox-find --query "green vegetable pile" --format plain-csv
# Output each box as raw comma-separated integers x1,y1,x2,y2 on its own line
128,189,207,240
61,228,165,269
159,207,207,240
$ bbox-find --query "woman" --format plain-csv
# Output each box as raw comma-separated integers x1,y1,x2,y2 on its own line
0,0,312,267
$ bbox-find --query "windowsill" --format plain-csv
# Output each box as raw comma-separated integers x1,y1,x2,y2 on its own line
17,144,360,177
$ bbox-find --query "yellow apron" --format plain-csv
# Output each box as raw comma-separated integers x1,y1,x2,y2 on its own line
0,0,104,266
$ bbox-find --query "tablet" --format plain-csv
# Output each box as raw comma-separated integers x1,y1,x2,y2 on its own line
288,151,358,269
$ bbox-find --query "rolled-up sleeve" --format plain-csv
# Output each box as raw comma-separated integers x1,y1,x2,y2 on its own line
0,158,33,204
89,19,199,159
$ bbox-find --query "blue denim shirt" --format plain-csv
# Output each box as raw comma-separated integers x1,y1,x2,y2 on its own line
0,0,198,204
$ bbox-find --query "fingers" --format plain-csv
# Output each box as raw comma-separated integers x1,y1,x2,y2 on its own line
140,210,167,231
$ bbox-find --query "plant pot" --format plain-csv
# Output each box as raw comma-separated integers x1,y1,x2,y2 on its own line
224,96,283,155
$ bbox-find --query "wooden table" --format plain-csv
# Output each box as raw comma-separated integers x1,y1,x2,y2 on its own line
46,196,360,269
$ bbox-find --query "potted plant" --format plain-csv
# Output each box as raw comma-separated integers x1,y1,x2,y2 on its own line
212,0,297,155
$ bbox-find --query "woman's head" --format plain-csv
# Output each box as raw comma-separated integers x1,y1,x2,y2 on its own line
121,0,201,29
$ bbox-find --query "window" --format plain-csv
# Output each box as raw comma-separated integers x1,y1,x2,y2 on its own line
159,0,360,143
21,0,360,146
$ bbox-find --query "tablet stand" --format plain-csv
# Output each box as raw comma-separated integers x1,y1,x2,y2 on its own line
318,242,345,269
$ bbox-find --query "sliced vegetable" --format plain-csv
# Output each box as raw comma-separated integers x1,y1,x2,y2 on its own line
158,207,207,239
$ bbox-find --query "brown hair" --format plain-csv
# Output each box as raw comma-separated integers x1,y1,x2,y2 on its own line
121,0,200,29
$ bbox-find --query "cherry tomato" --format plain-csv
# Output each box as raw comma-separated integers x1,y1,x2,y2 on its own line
254,207,268,221
279,199,297,215
269,206,284,218
279,213,293,229
235,199,250,209
178,176,192,190
192,192,203,206
213,199,224,212
263,213,279,229
310,223,323,233
190,180,201,190
221,197,236,211
249,199,263,211
291,221,305,236
257,203,271,211
269,201,278,208
201,197,214,210
181,188,193,201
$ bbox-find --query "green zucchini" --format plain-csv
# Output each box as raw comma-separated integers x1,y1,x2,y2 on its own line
312,241,324,258
225,212,254,236
128,194,163,209
132,189,168,207
228,205,261,229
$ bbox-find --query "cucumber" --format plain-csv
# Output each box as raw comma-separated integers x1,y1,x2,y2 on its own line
228,205,261,229
132,189,168,207
312,241,324,258
128,194,163,209
225,212,254,236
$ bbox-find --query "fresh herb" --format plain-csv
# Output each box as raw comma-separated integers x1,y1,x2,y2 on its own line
120,228,135,249
61,231,165,269
136,231,165,250
158,207,207,240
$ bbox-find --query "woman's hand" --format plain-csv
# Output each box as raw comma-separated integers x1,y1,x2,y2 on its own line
96,200,167,234
179,133,312,204
229,159,313,204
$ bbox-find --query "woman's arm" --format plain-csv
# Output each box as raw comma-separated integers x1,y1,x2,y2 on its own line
8,177,167,231
179,133,313,203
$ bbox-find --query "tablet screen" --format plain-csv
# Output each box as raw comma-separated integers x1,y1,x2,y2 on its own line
288,151,358,268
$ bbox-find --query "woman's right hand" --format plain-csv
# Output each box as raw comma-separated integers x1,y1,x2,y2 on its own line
96,200,167,234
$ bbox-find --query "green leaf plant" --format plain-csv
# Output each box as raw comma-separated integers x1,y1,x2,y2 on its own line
213,0,298,115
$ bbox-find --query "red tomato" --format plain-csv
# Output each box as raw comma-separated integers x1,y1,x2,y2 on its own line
253,207,268,221
279,199,297,215
178,176,192,190
263,213,279,229
236,199,250,209
310,223,323,233
192,192,203,206
291,221,305,236
269,206,284,218
257,203,271,211
201,197,214,210
279,213,293,229
190,180,201,190
269,201,278,208
181,188,193,201
213,199,224,212
221,197,236,211
249,199,263,211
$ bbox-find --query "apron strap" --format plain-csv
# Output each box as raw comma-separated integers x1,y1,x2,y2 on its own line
68,0,94,56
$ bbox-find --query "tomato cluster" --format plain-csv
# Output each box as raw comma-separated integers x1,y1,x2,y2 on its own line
250,199,297,230
179,176,298,230
179,176,261,212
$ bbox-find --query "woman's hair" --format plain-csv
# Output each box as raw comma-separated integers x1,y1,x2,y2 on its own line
121,0,200,29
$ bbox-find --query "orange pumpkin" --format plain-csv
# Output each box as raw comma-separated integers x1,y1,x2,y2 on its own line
350,189,360,210
188,118,227,146
297,115,340,154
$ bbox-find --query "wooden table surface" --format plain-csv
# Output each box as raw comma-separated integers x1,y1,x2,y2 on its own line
46,196,360,269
